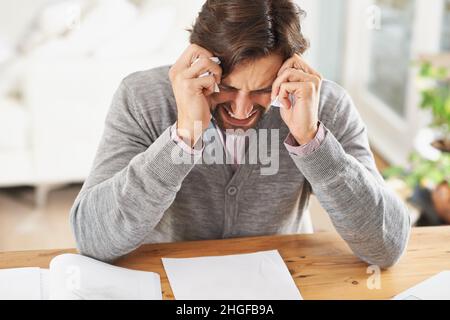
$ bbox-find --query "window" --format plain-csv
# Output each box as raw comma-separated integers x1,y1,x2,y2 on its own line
342,0,447,165
442,0,450,50
316,0,347,83
368,0,416,116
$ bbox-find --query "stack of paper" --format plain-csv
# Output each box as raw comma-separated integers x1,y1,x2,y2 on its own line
0,268,48,300
0,254,162,300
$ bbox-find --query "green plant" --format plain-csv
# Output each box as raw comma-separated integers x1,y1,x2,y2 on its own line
419,61,450,142
384,152,450,189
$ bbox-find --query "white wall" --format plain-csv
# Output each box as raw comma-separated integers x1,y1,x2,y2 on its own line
0,0,50,45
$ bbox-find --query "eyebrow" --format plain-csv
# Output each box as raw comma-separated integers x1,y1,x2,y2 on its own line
219,84,273,93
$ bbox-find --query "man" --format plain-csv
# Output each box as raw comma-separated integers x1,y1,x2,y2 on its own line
70,0,410,267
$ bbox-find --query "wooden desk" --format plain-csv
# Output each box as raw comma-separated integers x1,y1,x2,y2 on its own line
1,226,449,300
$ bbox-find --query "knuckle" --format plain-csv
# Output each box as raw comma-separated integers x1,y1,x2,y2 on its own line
313,76,322,87
169,69,179,82
306,82,315,91
211,61,221,70
183,79,194,91
197,57,209,68
313,74,322,83
288,68,300,79
215,69,223,80
207,76,216,88
283,67,295,77
286,56,296,64
283,67,294,77
279,82,288,92
175,71,184,83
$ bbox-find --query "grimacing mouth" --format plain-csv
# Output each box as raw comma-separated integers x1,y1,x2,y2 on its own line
211,103,268,131
212,103,267,119
221,104,258,119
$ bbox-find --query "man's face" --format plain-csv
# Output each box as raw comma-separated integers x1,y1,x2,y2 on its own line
210,54,284,132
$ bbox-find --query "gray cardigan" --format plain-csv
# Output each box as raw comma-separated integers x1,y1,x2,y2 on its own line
70,65,411,267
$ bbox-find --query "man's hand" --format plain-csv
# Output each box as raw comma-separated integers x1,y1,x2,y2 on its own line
169,44,222,146
271,54,322,145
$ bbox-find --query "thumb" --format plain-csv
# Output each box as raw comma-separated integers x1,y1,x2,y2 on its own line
279,103,293,123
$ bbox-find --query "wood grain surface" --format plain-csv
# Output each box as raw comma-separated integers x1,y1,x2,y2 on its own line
1,226,449,300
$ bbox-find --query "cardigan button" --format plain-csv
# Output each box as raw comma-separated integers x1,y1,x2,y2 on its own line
227,186,238,196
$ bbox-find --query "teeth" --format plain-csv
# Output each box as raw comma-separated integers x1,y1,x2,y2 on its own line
225,107,257,119
247,109,257,117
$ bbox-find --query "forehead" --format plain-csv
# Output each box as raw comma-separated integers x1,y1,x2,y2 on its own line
222,54,284,91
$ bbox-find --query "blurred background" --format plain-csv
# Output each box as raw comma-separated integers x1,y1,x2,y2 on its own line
0,0,449,251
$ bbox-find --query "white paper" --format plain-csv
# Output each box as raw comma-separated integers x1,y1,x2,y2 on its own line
0,267,42,300
193,56,221,93
393,271,450,300
40,269,50,300
49,254,162,300
271,94,296,108
162,250,302,300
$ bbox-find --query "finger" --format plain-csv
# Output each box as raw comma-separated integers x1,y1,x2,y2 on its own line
185,44,214,67
184,57,222,83
279,81,316,109
271,68,320,100
191,74,217,96
278,82,295,109
277,55,303,77
172,44,214,74
293,54,321,77
278,54,321,79
279,101,294,120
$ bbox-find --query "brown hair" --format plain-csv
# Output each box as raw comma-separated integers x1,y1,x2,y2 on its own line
188,0,309,77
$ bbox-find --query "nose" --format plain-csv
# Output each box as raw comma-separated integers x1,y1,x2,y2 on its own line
231,91,254,119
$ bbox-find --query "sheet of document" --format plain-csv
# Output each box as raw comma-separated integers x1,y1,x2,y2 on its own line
393,271,450,300
0,267,42,300
49,254,162,300
162,250,302,300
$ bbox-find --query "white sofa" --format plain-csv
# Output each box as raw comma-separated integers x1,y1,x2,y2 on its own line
0,0,202,206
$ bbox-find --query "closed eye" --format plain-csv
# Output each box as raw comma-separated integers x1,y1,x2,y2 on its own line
251,88,272,95
218,85,272,94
